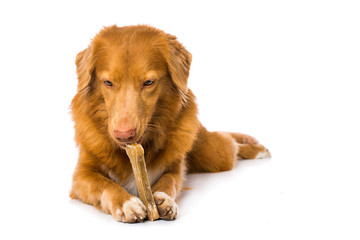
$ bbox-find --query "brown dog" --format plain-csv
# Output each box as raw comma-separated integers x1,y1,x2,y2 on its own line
70,25,270,222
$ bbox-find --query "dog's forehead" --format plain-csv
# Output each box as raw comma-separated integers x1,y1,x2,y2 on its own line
94,36,167,80
95,45,166,82
92,27,169,81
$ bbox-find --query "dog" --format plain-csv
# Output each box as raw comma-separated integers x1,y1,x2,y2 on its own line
70,25,271,223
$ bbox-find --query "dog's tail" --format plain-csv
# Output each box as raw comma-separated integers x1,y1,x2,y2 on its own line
229,132,271,159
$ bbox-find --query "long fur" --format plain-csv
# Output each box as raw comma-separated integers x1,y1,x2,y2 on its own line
70,25,270,222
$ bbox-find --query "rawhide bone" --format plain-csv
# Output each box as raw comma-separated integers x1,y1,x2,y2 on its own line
125,143,160,221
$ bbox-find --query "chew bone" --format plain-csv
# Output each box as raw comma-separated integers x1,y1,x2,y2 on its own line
125,144,159,221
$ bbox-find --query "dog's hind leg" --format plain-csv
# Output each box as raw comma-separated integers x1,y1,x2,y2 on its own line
187,126,237,173
186,126,271,173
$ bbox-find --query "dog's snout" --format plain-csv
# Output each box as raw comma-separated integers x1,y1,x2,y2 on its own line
114,128,136,141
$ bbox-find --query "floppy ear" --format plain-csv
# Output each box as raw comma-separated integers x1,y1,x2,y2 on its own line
166,34,192,94
75,47,95,92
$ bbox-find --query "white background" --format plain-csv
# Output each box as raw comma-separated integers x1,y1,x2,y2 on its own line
0,0,359,239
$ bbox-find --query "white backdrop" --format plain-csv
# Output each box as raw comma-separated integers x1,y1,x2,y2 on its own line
0,0,359,239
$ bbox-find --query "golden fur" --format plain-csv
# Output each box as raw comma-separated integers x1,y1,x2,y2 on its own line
70,25,270,222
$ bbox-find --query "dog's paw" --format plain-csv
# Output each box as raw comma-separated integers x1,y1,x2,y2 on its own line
154,192,178,220
255,147,271,159
111,197,147,223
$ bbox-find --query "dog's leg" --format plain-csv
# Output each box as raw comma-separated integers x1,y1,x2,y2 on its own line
187,126,238,173
187,126,271,173
70,151,147,223
150,161,184,220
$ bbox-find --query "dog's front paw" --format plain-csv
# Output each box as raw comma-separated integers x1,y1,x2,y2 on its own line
103,194,147,223
154,192,178,220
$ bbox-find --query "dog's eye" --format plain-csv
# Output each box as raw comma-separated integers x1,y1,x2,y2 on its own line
104,80,113,87
143,80,155,87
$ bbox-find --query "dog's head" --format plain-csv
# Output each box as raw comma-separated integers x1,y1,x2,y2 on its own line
75,25,192,148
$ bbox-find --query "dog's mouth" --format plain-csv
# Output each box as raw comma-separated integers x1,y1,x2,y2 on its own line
117,135,144,149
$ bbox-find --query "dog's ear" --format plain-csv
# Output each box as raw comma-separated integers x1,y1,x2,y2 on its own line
75,46,95,92
165,34,192,94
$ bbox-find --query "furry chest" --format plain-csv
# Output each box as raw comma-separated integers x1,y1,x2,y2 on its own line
102,164,163,196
